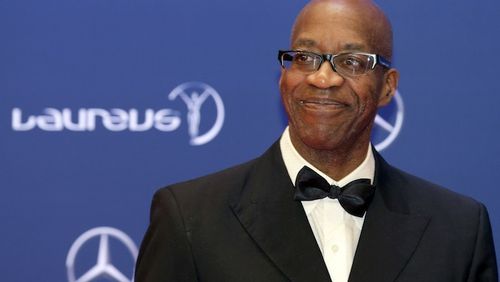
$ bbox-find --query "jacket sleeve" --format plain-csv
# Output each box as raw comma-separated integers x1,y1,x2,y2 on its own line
135,188,198,282
466,203,498,282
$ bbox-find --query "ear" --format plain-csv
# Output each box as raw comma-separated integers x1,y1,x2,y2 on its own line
378,68,399,106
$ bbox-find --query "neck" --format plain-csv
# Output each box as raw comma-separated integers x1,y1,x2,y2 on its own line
289,132,371,181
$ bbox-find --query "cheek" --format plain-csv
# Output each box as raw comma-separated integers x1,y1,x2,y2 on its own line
279,71,303,94
351,79,383,109
279,72,301,109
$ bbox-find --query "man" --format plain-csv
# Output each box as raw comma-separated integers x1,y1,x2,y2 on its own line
135,0,498,281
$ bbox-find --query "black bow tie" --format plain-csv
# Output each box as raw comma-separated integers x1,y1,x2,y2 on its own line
294,166,375,217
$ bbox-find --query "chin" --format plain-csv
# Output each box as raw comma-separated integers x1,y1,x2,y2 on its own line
304,137,345,151
296,123,370,151
294,128,345,151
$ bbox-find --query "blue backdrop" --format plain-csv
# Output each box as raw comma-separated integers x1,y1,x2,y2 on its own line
1,0,499,281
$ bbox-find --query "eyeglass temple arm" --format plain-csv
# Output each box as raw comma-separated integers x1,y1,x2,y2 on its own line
377,55,391,68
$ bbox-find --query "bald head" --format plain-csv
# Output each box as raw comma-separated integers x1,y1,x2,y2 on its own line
291,0,393,59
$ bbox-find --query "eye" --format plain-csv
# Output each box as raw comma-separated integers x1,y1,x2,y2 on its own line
341,55,365,69
346,58,361,66
333,53,371,76
293,53,315,65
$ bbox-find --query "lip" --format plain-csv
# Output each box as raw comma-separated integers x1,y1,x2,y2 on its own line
298,98,349,109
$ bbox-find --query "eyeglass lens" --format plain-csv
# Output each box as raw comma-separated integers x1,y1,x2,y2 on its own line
281,51,376,76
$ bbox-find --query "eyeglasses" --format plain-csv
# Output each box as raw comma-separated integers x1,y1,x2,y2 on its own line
278,50,391,77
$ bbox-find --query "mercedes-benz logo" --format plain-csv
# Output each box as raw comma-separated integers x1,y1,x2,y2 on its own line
372,90,404,151
66,227,138,282
168,81,225,146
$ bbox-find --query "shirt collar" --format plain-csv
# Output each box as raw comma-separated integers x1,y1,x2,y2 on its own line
279,126,375,187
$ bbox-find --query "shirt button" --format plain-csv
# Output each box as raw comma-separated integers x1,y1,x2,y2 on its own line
331,245,339,253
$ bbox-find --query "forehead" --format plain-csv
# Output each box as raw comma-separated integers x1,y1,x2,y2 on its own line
291,2,376,52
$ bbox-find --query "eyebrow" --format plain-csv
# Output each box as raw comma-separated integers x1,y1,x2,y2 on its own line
293,38,317,49
342,43,367,51
292,39,368,52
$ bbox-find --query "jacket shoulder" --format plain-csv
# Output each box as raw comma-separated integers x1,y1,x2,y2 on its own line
165,157,255,191
383,164,485,217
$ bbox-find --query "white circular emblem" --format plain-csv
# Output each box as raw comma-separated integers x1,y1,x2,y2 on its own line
168,82,225,146
66,226,138,282
372,90,404,151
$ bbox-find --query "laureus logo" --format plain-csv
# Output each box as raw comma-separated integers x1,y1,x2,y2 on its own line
10,82,225,146
168,82,225,146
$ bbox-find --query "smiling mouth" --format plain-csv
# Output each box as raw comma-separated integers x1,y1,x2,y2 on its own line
299,99,348,108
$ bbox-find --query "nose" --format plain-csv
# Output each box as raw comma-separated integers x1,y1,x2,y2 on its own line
306,61,345,89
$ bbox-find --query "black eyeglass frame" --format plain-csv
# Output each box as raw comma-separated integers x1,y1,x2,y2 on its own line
277,50,392,75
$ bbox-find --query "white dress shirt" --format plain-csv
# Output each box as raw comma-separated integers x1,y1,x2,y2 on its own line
279,127,375,282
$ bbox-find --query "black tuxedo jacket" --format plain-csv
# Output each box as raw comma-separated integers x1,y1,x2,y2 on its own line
135,142,498,282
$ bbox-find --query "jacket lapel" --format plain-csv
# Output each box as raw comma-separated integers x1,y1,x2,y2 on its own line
230,142,332,282
348,151,430,282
